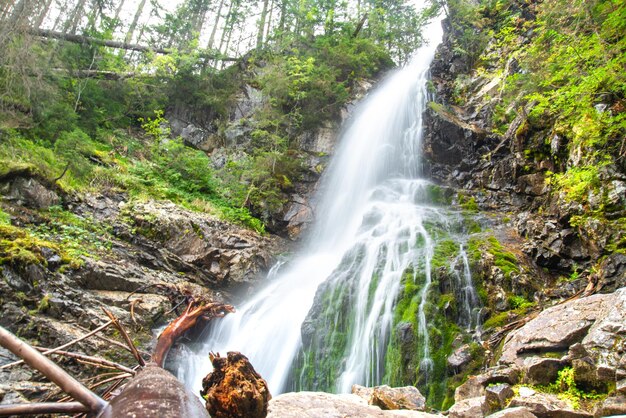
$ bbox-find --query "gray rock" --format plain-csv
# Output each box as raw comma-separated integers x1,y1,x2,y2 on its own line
508,387,592,418
485,407,537,418
448,344,473,370
5,177,60,209
267,392,442,417
448,396,489,418
500,293,612,366
523,357,564,385
455,367,521,402
485,383,514,413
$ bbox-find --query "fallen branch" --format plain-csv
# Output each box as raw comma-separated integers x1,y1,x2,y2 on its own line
102,308,146,367
35,347,137,375
31,28,238,61
75,323,151,357
152,300,235,367
0,401,89,416
0,326,107,413
0,319,113,370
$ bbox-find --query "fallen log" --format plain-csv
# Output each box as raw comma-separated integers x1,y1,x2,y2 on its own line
30,28,238,61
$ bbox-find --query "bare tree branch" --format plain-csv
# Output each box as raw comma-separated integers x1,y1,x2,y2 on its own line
0,401,89,416
0,326,107,413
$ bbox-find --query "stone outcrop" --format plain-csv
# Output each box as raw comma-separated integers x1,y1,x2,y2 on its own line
201,351,271,418
499,288,626,391
267,392,443,418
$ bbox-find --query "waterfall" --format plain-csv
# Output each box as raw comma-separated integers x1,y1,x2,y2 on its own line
178,7,481,399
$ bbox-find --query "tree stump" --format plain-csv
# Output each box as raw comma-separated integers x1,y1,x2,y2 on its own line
201,351,271,418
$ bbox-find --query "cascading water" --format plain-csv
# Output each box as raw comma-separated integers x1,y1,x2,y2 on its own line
179,6,481,399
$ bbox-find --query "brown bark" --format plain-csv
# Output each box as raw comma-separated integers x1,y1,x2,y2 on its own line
152,300,235,367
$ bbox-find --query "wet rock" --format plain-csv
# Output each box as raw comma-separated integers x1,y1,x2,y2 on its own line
370,385,426,411
201,351,271,418
267,392,443,418
448,396,489,418
508,387,592,418
485,407,537,418
485,383,514,412
596,253,626,292
284,195,314,240
448,344,473,370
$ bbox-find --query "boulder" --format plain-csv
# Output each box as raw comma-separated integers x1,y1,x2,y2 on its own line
201,352,271,418
485,383,514,412
448,344,473,370
455,367,521,402
448,396,489,418
351,385,426,411
593,394,626,417
500,292,614,367
267,392,443,418
485,407,537,418
3,177,60,209
522,357,564,385
508,387,592,418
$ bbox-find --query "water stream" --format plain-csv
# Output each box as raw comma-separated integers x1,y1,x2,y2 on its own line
179,8,481,397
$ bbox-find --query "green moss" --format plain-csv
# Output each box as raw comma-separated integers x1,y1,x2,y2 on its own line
0,208,10,225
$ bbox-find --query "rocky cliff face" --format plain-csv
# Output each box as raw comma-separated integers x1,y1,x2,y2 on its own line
418,1,626,415
0,171,283,405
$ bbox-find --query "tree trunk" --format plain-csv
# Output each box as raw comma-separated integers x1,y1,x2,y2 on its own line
207,0,225,50
217,0,234,52
256,0,269,49
264,0,274,44
124,0,146,45
67,0,88,34
34,0,54,28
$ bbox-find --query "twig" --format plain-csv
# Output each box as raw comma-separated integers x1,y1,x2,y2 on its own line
54,162,70,182
88,373,132,391
0,326,107,413
74,324,151,357
0,320,113,370
0,401,89,416
102,308,146,367
35,348,136,375
129,298,143,324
